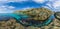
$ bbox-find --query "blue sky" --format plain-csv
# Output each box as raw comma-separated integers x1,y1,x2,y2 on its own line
0,0,60,13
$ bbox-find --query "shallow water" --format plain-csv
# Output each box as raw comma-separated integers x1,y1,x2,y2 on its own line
0,13,19,21
0,13,29,21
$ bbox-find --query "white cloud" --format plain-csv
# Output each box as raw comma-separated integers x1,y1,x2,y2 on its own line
50,0,60,12
19,7,34,11
32,0,59,3
0,0,28,2
32,0,48,3
0,0,29,5
7,6,15,10
0,0,60,13
42,0,60,12
52,0,60,8
0,5,34,13
0,5,15,13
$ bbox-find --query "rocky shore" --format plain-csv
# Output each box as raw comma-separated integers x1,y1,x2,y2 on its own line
0,18,60,29
0,8,60,29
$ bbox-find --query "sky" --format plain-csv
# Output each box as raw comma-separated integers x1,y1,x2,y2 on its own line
0,0,60,13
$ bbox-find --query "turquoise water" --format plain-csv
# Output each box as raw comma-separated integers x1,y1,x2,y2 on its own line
0,13,55,27
0,13,29,21
19,15,55,27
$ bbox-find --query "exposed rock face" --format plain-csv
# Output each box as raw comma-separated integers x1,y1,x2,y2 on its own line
14,7,53,21
14,7,54,27
0,18,25,29
0,7,58,29
0,18,60,29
